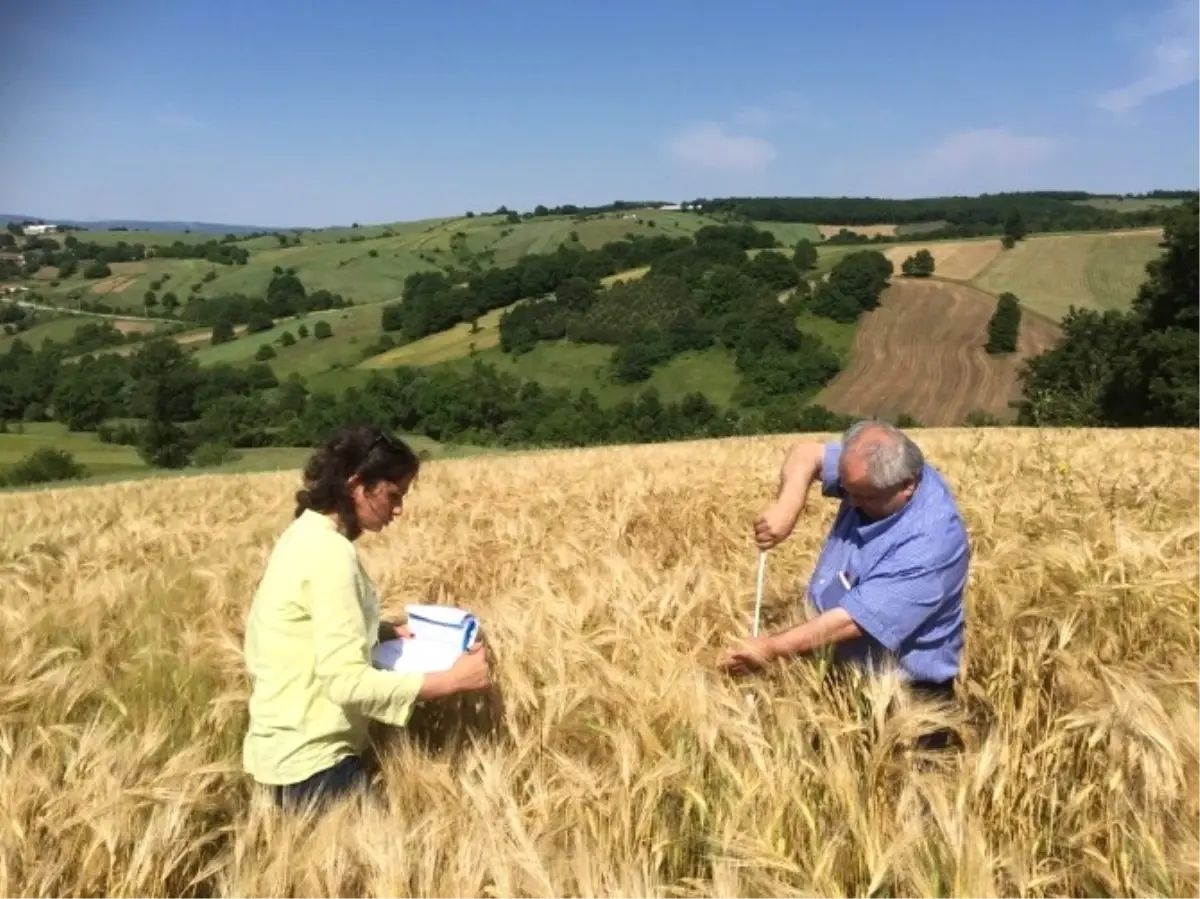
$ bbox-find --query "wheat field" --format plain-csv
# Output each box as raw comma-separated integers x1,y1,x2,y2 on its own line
1,428,1197,898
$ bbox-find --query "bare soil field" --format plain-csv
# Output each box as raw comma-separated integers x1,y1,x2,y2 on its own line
882,239,1004,280
0,428,1196,897
90,262,149,295
104,317,159,334
816,279,1061,425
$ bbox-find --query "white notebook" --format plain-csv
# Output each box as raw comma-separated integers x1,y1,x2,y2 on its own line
371,604,480,674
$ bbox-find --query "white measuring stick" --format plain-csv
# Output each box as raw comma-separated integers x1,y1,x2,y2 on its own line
745,549,767,708
751,549,767,637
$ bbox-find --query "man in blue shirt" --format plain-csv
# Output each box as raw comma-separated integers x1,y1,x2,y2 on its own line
719,421,969,729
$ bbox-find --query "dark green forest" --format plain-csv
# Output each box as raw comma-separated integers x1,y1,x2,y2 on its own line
690,191,1192,239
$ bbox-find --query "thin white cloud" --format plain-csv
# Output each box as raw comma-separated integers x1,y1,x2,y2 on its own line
732,91,827,131
156,109,208,133
1094,0,1199,113
732,105,774,129
663,121,777,172
920,127,1059,175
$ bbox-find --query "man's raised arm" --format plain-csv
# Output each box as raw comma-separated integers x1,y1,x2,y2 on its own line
754,440,828,550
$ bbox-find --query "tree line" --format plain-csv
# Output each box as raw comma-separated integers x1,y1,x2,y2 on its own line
0,323,857,479
180,267,351,331
689,192,1188,236
380,231,718,341
8,233,250,282
495,228,892,406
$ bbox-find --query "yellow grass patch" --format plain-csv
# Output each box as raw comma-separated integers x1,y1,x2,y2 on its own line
971,228,1165,320
362,306,507,369
882,239,1004,280
600,265,650,287
818,223,898,239
1,428,1196,896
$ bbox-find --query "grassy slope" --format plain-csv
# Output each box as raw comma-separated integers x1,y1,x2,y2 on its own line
433,341,744,408
1073,197,1184,212
187,304,387,377
0,421,481,491
26,210,823,314
970,229,1164,321
0,311,173,353
11,216,1166,430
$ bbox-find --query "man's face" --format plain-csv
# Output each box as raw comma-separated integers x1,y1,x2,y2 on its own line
839,449,915,520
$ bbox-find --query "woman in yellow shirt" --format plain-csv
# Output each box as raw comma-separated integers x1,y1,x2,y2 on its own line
241,424,490,810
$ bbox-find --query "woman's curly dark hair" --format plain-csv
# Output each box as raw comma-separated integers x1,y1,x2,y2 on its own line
294,424,421,540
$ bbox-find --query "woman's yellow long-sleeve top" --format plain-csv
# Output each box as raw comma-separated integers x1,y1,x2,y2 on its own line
241,508,424,786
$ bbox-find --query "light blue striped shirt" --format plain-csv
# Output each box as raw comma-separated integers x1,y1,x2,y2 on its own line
807,441,969,683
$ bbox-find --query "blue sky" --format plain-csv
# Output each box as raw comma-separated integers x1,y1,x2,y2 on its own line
2,0,1196,228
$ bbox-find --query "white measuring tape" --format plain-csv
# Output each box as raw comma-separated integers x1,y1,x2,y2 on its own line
752,549,766,637
745,549,767,708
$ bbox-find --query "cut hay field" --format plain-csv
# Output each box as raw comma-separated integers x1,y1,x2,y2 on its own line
1074,197,1185,212
0,423,467,490
188,304,386,377
436,340,744,408
362,305,507,369
882,239,1004,281
816,279,1062,426
971,228,1165,321
818,223,899,239
0,312,166,352
1,427,1196,897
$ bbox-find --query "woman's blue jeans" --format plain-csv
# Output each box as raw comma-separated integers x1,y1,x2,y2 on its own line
270,755,372,811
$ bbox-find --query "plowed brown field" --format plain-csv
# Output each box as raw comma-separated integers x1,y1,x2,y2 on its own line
815,279,1061,425
90,262,148,295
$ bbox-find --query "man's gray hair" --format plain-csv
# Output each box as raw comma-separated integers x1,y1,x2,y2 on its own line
841,419,925,489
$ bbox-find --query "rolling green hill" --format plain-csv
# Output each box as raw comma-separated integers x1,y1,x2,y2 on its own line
2,193,1193,494
7,214,1169,417
16,209,825,314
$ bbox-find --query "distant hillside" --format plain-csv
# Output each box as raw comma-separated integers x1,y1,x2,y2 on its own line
0,214,280,235
0,197,1193,486
6,188,1193,239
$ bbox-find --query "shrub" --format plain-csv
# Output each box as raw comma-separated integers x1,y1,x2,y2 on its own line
0,447,88,487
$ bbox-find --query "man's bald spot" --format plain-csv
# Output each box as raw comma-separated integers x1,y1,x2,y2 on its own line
838,420,925,491
844,423,898,458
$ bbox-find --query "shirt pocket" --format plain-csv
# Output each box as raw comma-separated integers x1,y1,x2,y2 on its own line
813,570,854,611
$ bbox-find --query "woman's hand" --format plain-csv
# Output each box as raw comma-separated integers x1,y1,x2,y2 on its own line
449,643,490,692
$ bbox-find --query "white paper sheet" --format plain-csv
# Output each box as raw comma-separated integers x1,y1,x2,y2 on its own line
371,604,480,674
372,636,464,674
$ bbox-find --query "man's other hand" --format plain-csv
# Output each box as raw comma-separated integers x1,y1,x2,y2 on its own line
717,635,777,675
